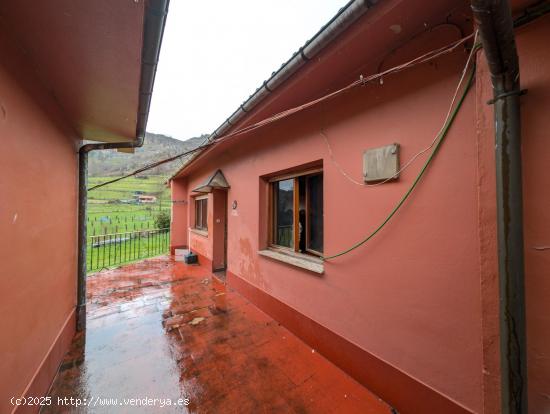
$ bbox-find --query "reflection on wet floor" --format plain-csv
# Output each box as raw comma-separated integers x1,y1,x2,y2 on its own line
43,256,391,413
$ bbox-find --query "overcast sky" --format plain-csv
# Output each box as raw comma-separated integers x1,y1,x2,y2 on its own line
146,0,347,141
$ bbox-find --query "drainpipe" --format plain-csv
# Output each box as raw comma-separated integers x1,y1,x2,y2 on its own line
471,1,527,413
76,0,169,332
77,137,145,332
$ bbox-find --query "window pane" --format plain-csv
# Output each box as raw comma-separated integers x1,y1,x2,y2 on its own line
274,179,294,248
195,200,201,229
195,199,207,230
201,199,208,230
298,176,306,253
307,174,323,253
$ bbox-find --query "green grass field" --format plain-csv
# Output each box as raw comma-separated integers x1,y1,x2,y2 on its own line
86,175,172,272
87,175,171,235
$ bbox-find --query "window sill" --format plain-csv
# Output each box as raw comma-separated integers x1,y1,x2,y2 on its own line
258,248,324,274
189,228,208,237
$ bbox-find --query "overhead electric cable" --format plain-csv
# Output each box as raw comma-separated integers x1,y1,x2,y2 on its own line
88,144,213,191
321,31,479,188
321,44,480,260
88,34,474,192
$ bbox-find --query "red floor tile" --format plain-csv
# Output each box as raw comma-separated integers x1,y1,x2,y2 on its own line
43,256,392,414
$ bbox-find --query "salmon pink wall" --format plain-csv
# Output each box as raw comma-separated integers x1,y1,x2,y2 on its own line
474,53,501,414
189,228,211,261
171,14,550,413
474,16,550,413
176,45,484,412
515,16,550,413
188,192,214,263
170,178,188,253
0,27,78,413
170,179,217,268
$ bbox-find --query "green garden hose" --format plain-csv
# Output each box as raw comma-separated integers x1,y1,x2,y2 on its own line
322,65,476,260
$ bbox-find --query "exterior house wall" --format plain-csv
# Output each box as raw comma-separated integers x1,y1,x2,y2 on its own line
511,16,550,414
170,13,550,414
517,15,550,413
188,192,214,269
0,28,78,413
170,178,188,254
474,50,501,414
474,16,550,414
173,44,484,412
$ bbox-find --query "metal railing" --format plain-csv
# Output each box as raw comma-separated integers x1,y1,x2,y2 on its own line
276,225,293,247
87,228,170,273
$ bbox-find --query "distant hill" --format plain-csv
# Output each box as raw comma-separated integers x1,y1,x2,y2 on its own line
88,132,207,177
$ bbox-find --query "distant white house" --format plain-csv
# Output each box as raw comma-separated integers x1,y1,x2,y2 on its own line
137,195,157,204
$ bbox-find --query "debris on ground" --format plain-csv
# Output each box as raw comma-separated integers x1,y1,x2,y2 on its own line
189,317,205,326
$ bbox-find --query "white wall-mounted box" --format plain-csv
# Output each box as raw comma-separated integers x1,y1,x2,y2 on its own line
363,143,400,183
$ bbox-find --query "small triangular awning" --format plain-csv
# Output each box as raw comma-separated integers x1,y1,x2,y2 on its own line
192,170,230,193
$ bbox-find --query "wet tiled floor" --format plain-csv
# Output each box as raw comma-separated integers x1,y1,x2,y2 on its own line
44,256,391,413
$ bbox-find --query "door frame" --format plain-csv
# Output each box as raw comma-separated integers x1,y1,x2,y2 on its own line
212,189,228,272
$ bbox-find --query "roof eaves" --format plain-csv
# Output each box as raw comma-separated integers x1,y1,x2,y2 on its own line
170,0,378,180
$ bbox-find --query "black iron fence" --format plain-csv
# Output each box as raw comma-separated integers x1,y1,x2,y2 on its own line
87,228,170,273
276,225,293,247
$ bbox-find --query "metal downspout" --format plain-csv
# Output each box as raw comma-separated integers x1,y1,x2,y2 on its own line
76,0,169,332
77,136,145,332
471,1,527,413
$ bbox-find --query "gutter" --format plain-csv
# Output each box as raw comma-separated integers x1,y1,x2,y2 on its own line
76,0,169,332
471,1,527,413
173,0,377,179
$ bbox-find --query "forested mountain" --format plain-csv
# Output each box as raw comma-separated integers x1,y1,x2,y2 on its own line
88,132,206,177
